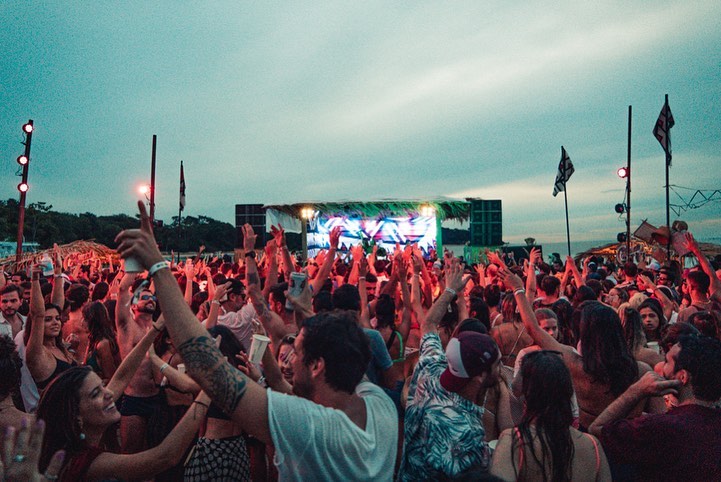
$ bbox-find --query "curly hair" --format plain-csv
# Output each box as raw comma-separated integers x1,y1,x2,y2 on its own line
0,335,22,399
300,311,371,394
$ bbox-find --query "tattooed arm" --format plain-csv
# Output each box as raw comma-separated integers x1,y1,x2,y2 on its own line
115,207,271,444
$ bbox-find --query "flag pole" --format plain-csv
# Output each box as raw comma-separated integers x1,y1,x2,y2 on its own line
178,160,183,253
563,158,571,257
664,94,671,256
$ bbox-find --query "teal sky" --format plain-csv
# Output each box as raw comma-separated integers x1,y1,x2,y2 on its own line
2,2,720,245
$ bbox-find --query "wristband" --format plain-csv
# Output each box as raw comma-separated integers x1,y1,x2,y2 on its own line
513,288,526,296
358,276,366,281
444,287,457,296
193,400,209,409
152,324,161,332
245,251,256,259
211,300,221,306
159,363,169,374
149,261,170,277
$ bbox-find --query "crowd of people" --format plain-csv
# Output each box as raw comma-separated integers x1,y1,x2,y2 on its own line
1,201,720,481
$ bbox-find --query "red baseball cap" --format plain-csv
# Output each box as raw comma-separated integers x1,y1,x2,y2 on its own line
440,332,500,393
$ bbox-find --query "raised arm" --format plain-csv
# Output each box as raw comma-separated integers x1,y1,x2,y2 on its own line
588,371,680,437
26,269,50,381
311,226,340,293
50,244,65,308
262,239,279,299
357,256,371,329
397,257,412,342
116,205,272,445
183,260,195,306
107,318,165,401
115,272,136,335
422,261,468,335
682,232,721,302
497,267,574,357
202,281,230,330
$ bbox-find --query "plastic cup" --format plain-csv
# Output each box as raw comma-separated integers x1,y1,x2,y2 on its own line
248,334,271,365
647,341,660,354
124,257,144,273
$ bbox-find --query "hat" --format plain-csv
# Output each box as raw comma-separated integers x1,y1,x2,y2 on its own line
440,332,500,393
648,261,661,271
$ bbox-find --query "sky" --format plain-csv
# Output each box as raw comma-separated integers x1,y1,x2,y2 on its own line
2,1,720,247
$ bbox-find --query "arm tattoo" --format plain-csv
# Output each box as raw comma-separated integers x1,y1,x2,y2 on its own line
177,336,247,414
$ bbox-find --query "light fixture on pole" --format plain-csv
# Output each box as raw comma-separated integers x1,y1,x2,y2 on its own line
15,119,33,263
300,207,316,263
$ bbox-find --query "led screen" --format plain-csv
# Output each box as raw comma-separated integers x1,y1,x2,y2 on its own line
307,215,436,257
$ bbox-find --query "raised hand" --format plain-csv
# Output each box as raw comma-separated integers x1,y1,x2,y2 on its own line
329,226,341,249
270,224,286,248
265,239,277,258
1,419,65,482
497,266,524,291
235,352,262,382
114,201,164,270
359,256,369,278
242,224,257,253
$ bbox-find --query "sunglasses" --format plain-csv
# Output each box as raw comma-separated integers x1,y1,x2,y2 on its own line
140,294,157,302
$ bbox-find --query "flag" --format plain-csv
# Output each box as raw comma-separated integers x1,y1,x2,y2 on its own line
553,146,574,197
653,98,675,166
179,161,186,212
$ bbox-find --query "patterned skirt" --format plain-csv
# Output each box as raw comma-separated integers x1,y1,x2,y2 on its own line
184,435,251,482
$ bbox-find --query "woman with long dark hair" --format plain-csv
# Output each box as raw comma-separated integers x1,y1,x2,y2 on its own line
83,301,121,383
37,319,211,481
25,269,76,391
491,350,611,481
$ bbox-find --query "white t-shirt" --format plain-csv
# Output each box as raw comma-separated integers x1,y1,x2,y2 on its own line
13,330,39,413
267,382,398,481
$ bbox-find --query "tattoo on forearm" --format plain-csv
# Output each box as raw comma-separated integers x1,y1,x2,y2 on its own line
247,272,260,285
177,336,247,414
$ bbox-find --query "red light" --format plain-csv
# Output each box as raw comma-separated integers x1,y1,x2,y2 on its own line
17,155,29,165
22,123,33,134
18,183,29,193
617,167,629,178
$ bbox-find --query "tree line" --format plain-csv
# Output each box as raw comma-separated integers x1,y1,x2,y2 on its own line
0,198,237,253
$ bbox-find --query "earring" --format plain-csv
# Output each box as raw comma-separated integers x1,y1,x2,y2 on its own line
79,432,86,440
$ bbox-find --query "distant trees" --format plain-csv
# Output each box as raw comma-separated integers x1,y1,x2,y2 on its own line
0,199,236,253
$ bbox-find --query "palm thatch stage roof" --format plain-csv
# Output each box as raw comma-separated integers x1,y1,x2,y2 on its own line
264,199,471,221
0,240,117,270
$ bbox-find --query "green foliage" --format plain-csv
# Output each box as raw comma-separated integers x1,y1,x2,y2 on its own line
0,199,236,252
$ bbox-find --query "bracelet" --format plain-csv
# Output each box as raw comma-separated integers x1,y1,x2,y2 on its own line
245,251,256,259
211,300,221,306
193,400,209,409
257,376,266,387
444,287,457,296
149,261,170,277
159,363,169,374
513,288,526,296
358,276,366,281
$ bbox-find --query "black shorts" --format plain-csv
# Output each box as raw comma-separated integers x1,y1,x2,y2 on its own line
118,393,164,418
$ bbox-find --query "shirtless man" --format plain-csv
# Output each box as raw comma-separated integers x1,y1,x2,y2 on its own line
115,273,161,453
